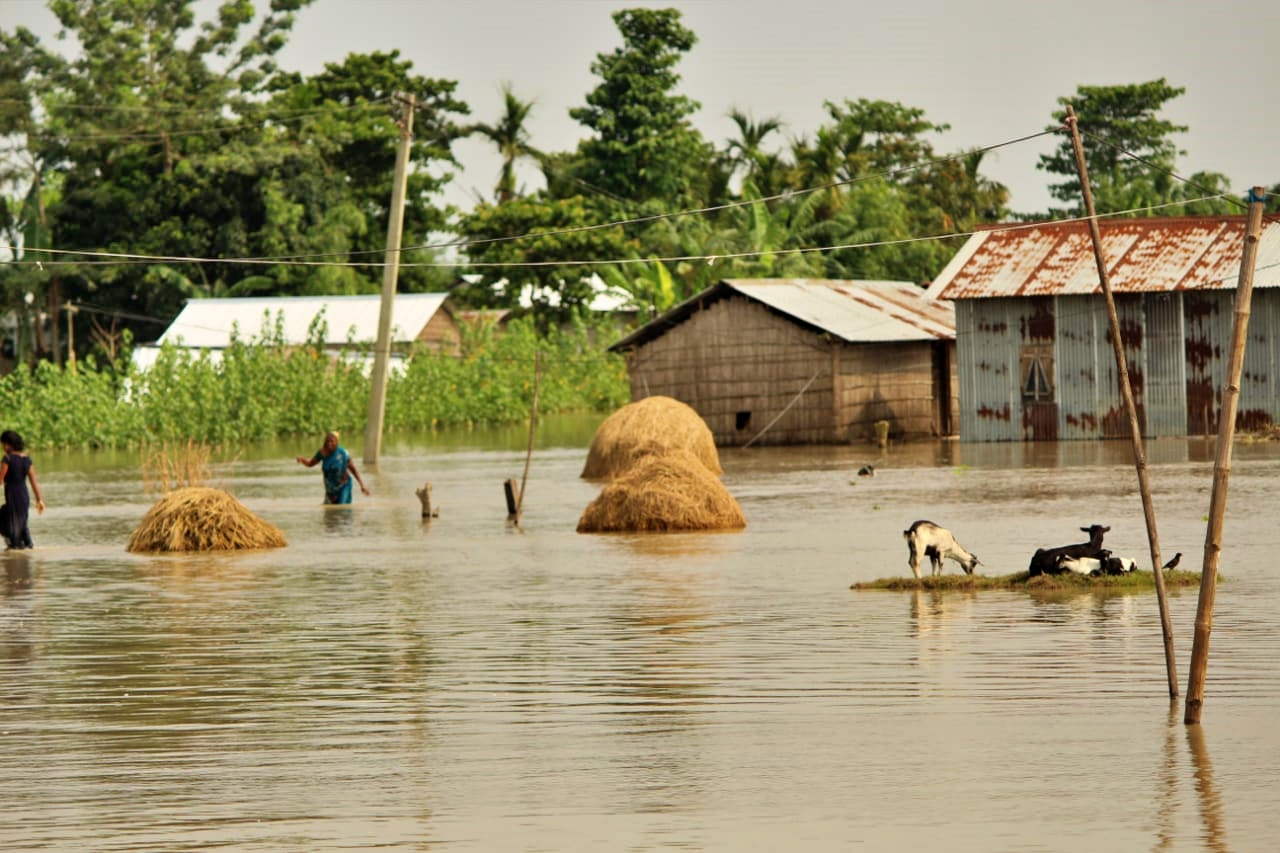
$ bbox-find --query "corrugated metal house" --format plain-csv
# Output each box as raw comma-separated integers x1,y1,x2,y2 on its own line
608,279,958,446
133,293,460,371
926,215,1280,442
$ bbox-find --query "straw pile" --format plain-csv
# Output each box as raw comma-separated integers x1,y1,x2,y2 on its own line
581,396,722,480
126,486,288,553
577,449,747,533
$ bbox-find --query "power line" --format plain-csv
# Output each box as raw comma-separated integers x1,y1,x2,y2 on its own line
5,125,1061,266
0,191,1238,272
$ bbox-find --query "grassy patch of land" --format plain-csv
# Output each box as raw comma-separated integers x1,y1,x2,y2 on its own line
851,570,1205,592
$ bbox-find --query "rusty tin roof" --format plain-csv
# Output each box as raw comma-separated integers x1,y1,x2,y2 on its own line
610,278,954,352
927,215,1280,300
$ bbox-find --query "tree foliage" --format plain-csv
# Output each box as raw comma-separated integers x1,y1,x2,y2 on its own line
1,0,467,352
1037,78,1238,216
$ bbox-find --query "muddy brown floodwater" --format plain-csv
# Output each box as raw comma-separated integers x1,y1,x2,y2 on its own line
1,417,1277,851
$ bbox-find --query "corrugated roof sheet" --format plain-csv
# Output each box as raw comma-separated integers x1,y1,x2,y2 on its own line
610,279,954,352
156,293,450,347
927,215,1280,300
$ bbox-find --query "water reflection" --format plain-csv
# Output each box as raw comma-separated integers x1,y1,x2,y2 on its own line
322,505,356,535
4,551,32,592
1187,723,1229,853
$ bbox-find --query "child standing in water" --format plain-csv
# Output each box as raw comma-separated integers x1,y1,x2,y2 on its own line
0,430,44,549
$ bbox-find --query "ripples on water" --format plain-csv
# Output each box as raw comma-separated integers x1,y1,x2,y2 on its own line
1,429,1277,851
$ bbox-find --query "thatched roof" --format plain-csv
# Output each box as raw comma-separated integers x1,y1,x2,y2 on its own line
577,449,746,533
127,487,288,553
581,396,722,480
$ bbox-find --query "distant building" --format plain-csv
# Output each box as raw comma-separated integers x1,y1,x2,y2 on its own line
927,215,1280,441
133,293,460,372
609,279,957,446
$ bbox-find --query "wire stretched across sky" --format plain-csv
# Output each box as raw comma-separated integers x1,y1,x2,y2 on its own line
0,117,1260,274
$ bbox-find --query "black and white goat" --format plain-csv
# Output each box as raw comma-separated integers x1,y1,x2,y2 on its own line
1027,524,1110,576
904,520,981,578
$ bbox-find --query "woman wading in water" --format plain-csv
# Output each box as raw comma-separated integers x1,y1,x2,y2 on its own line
296,430,370,504
0,430,45,549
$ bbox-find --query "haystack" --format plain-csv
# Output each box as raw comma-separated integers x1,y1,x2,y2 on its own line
577,449,746,533
581,396,722,480
127,486,287,553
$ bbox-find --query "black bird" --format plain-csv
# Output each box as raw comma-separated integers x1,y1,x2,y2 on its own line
857,465,875,477
1162,552,1182,570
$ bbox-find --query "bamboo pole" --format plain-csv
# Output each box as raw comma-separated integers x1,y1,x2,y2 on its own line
364,92,415,468
513,349,542,524
1065,107,1178,697
1184,187,1267,725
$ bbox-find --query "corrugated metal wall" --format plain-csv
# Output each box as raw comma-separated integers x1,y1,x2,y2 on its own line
1184,291,1229,435
1144,292,1186,436
959,290,1280,441
1056,295,1103,440
956,298,1020,442
1237,289,1280,431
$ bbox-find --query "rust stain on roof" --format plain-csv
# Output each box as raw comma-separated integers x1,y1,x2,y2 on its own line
928,216,1280,300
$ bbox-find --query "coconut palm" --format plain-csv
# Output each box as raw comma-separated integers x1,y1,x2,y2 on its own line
466,82,543,203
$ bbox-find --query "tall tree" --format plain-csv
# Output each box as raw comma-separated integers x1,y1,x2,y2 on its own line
567,7,711,205
1036,78,1235,216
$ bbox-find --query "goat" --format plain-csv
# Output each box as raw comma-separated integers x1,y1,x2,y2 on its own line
904,520,980,579
1055,550,1137,576
1028,524,1110,577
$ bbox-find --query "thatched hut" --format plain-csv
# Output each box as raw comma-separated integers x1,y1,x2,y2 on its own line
581,396,722,480
577,449,746,533
127,487,288,553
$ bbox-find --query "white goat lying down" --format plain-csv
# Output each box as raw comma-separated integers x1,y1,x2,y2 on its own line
903,520,981,578
1056,551,1138,576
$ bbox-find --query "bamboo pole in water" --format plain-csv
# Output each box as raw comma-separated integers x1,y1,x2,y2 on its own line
1065,107,1178,698
513,349,542,525
1184,188,1267,725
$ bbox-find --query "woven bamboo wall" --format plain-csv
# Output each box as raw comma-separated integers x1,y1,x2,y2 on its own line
624,295,950,445
836,341,942,440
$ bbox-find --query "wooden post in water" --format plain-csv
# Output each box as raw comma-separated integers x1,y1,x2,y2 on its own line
1066,106,1178,698
503,479,519,519
415,482,439,519
1184,187,1267,725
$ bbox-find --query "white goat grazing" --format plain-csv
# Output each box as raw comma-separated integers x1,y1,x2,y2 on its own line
903,520,981,579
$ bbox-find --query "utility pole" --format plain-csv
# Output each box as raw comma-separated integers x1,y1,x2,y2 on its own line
1185,187,1267,725
1066,106,1178,698
364,92,415,468
64,301,78,374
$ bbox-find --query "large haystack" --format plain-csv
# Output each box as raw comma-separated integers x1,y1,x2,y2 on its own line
577,449,746,533
127,486,287,553
581,396,722,480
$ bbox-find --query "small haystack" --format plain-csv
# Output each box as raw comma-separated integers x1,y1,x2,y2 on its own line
581,396,722,480
577,449,746,533
127,486,287,553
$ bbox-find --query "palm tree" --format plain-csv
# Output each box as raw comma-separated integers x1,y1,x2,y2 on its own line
724,108,784,191
466,83,542,203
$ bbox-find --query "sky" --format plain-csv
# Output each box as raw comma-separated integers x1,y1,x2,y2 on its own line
3,0,1278,216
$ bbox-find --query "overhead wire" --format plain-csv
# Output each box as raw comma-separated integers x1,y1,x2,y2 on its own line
0,191,1239,271
0,123,1071,267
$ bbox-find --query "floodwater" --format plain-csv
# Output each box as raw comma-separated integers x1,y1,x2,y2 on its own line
2,416,1278,851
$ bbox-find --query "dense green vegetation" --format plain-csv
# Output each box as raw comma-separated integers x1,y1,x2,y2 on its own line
0,315,629,450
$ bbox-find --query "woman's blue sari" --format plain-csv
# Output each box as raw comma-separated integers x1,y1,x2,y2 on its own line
314,445,353,504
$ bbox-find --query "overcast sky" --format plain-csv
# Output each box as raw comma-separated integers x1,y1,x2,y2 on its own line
4,0,1277,215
